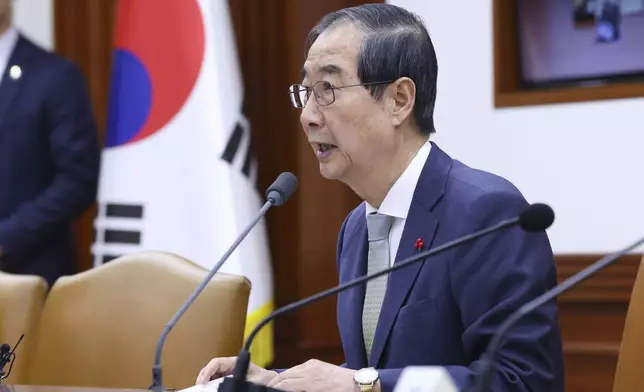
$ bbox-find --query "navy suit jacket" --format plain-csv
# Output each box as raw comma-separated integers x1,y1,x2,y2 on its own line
0,34,100,286
336,143,564,392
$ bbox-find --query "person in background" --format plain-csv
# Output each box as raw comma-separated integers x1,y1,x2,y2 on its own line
196,4,564,392
0,0,100,287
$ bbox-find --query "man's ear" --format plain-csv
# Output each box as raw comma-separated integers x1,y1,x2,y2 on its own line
389,77,416,127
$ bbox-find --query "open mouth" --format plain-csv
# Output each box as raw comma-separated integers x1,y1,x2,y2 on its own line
317,143,337,153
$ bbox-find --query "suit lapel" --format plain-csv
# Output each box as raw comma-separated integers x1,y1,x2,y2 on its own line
369,142,453,367
337,206,369,368
0,36,28,123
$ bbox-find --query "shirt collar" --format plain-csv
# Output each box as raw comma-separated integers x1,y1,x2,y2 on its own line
365,140,432,219
0,27,19,69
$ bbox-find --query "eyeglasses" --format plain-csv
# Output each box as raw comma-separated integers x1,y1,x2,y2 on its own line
288,80,394,108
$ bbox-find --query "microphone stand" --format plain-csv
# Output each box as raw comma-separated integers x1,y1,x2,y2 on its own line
467,235,644,392
0,334,24,384
148,171,297,392
149,200,274,392
222,212,535,392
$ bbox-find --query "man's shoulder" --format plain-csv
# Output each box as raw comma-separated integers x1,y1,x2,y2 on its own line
444,159,526,205
17,34,83,80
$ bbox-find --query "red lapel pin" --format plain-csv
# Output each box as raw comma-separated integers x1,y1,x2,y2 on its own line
414,238,425,252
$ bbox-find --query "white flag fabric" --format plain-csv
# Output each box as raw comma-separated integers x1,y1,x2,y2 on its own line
93,0,274,367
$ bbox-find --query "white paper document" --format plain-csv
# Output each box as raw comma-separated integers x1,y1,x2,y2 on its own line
178,377,226,392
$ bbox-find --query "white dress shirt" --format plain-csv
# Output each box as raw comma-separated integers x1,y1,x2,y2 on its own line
0,27,19,88
365,140,432,266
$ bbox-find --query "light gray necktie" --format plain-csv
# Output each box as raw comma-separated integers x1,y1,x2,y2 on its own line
362,212,394,359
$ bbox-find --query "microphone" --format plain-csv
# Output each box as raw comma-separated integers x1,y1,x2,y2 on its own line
0,344,10,377
219,203,555,392
468,234,644,392
148,172,298,392
266,172,298,206
0,334,25,383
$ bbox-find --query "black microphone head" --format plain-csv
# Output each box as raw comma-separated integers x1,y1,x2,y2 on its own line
519,203,554,232
266,172,298,206
0,344,9,354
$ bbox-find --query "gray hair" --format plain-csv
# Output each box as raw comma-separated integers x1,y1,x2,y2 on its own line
305,3,438,135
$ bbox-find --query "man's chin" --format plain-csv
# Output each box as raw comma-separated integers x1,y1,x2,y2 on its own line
318,162,343,181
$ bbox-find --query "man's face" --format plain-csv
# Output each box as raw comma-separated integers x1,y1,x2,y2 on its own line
299,24,394,183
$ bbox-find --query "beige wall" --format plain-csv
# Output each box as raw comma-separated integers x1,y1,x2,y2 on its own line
388,0,644,254
14,0,53,50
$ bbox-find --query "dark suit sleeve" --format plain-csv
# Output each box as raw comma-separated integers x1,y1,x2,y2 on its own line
336,211,351,371
438,190,563,391
0,61,100,262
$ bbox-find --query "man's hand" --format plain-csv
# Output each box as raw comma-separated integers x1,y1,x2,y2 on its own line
266,359,369,392
195,356,277,385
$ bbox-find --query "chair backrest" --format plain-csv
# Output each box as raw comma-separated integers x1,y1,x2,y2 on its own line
24,252,251,390
0,272,48,383
613,254,644,392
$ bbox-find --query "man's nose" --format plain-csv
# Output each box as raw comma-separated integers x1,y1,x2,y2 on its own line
300,97,322,130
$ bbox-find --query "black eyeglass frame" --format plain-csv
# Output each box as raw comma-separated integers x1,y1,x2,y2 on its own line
288,80,395,108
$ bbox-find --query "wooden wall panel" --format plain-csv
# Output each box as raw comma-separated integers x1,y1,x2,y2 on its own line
227,0,374,368
53,1,642,390
557,254,642,392
54,0,116,272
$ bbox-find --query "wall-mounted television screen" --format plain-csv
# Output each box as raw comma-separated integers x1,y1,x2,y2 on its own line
516,0,644,89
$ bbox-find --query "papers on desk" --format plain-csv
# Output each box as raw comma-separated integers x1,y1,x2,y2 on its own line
393,367,458,392
179,377,226,392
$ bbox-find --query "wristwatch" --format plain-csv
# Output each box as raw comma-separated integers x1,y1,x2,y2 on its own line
354,367,379,392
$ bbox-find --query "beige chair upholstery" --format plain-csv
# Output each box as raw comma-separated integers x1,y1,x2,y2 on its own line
0,271,48,384
24,252,251,390
613,254,644,392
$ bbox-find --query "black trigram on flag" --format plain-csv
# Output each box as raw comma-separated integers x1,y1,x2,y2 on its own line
221,113,257,181
92,202,145,266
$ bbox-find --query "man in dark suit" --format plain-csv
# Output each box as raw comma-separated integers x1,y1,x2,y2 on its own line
196,4,564,392
0,0,100,287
